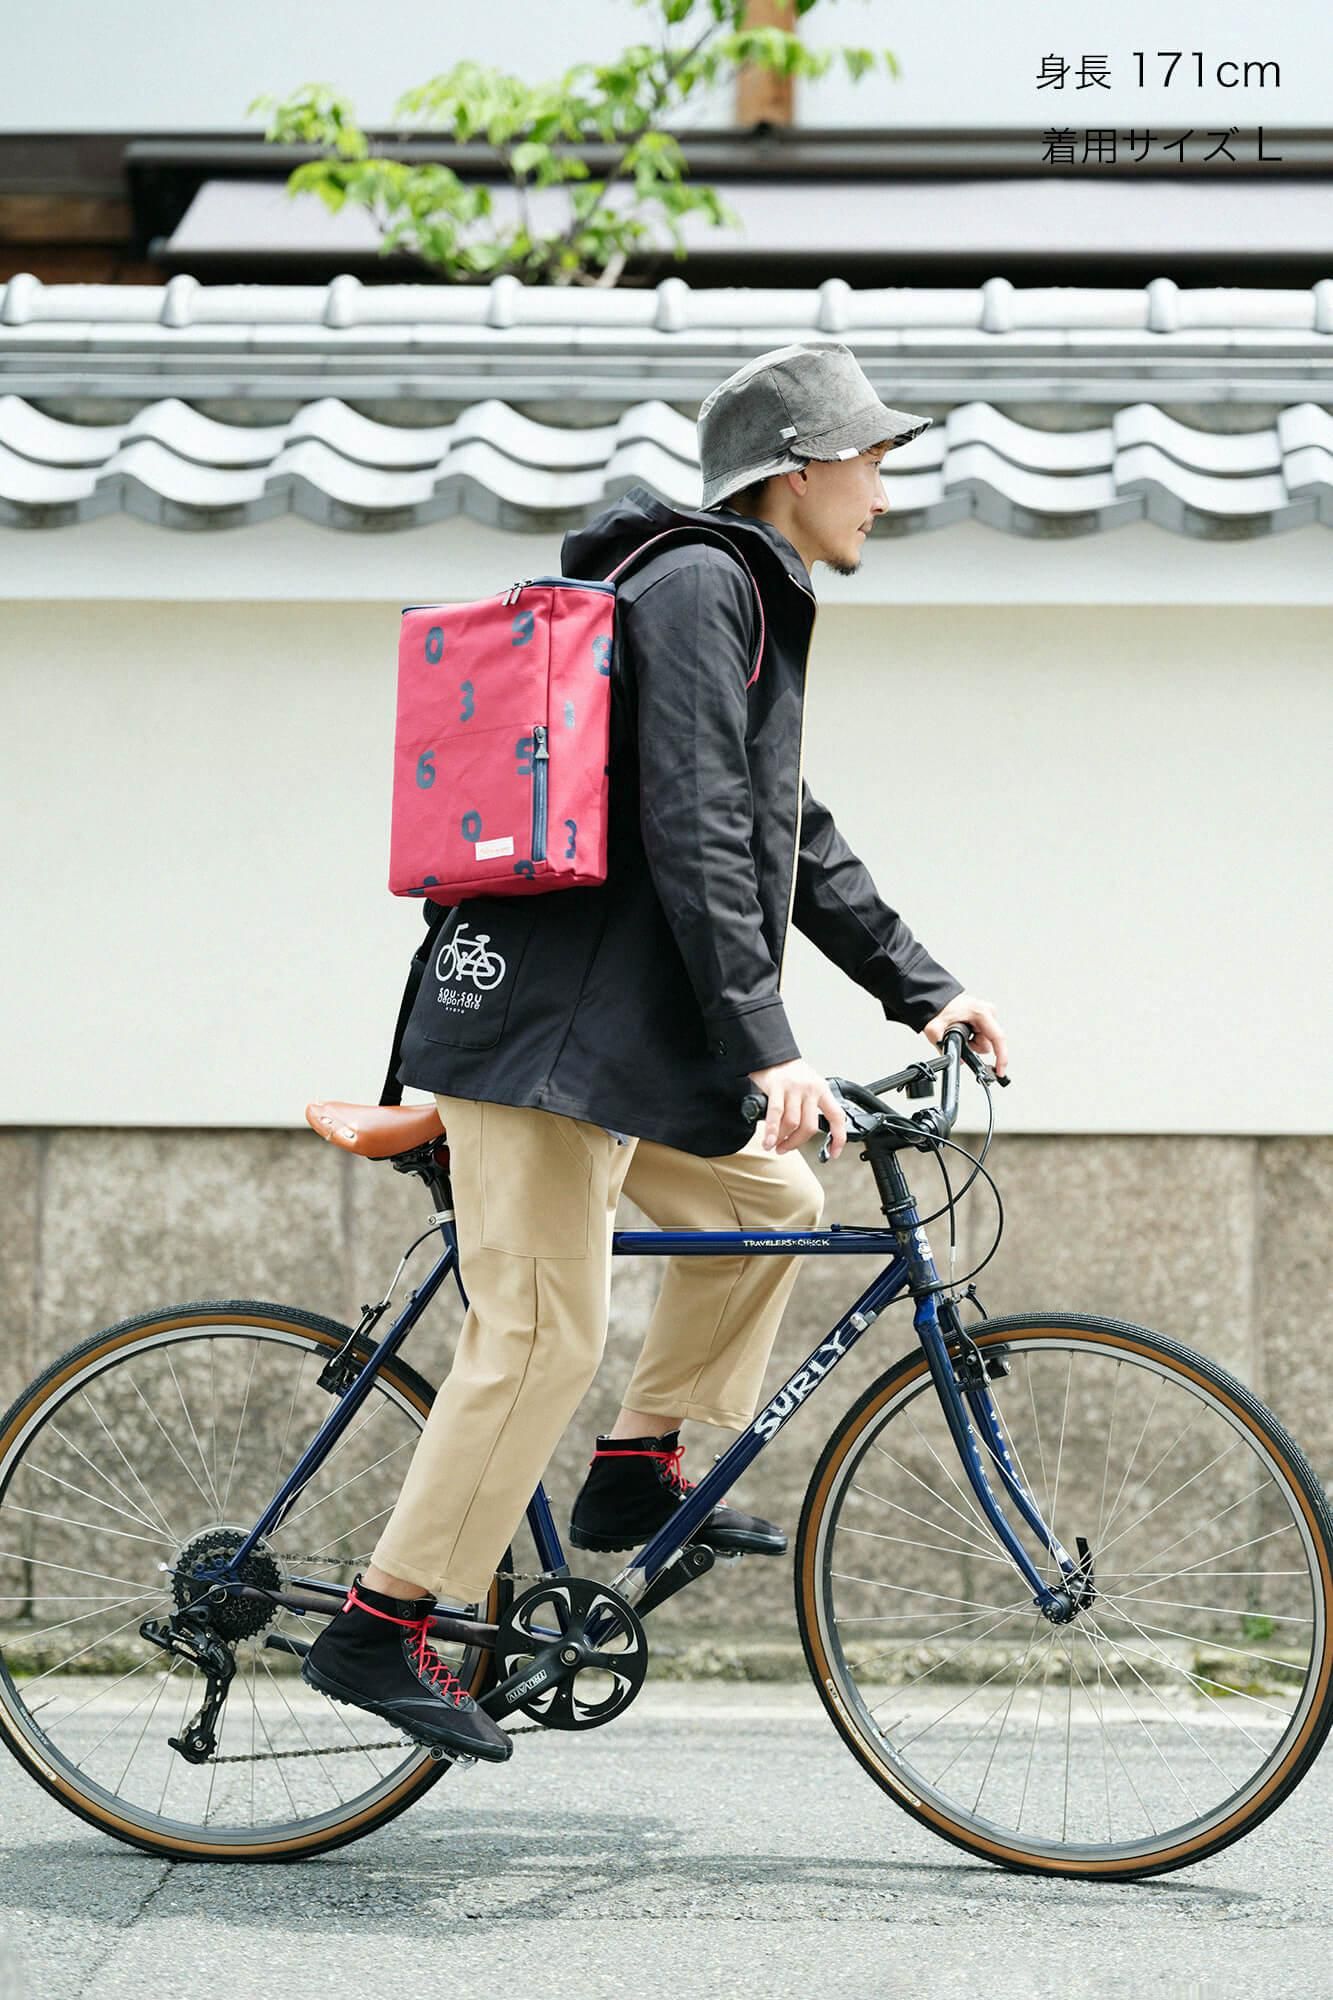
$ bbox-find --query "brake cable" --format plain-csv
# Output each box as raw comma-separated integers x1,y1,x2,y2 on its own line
842,1058,1006,1292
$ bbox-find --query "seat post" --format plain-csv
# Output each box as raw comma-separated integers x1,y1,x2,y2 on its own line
421,1159,453,1218
390,1141,454,1223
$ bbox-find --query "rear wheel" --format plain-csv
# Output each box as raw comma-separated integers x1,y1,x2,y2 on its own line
795,1313,1333,1880
0,1302,513,1861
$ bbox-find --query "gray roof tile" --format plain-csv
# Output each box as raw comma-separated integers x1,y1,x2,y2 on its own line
2,275,1331,412
1,389,1328,536
1,275,1328,534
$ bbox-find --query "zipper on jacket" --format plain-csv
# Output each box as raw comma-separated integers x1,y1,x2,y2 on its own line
531,724,549,862
778,571,818,981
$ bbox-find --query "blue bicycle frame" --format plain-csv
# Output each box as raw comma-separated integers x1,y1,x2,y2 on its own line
226,1198,1080,1627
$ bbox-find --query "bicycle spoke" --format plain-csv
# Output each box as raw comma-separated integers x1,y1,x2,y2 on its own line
2,1503,171,1551
1093,1446,1246,1564
848,1479,1002,1562
278,1436,418,1533
36,1436,171,1538
1094,1600,1309,1681
77,1403,181,1541
1106,1524,1296,1600
218,1340,260,1518
863,1451,1006,1556
165,1352,224,1519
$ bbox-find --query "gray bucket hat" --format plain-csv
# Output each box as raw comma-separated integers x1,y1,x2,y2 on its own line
697,340,932,512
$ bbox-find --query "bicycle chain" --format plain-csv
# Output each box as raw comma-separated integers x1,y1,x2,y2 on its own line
193,1558,553,1760
277,1556,550,1585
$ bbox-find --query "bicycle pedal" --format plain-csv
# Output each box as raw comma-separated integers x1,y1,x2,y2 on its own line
424,1745,478,1767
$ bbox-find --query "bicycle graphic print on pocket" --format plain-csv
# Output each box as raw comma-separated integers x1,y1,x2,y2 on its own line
435,921,508,993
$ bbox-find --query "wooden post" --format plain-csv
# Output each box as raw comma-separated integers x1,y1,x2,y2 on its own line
735,0,796,129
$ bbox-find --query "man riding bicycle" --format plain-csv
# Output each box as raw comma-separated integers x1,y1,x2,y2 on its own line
301,341,1009,1761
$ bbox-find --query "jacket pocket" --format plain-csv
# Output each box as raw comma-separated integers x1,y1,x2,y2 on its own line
415,905,532,1051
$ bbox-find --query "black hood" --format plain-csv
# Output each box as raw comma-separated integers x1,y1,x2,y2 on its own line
559,482,813,598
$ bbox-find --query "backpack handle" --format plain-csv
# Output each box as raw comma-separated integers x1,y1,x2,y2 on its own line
604,526,766,689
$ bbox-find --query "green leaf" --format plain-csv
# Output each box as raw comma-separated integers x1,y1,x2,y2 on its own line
510,140,551,179
248,5,896,288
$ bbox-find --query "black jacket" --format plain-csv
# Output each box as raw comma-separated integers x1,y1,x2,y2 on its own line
393,483,963,1156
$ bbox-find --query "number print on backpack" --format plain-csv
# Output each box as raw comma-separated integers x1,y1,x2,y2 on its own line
564,818,577,860
513,859,535,879
459,679,475,722
461,809,483,841
424,626,444,664
563,699,576,729
592,634,612,677
514,735,535,778
511,610,535,647
416,751,436,789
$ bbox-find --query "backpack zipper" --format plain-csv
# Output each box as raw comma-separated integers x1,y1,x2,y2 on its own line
501,578,617,605
531,724,549,861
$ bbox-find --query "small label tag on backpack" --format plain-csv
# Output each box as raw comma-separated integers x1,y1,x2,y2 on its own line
475,835,515,859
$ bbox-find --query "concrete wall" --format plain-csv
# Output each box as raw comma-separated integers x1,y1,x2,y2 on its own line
2,1123,1328,1649
4,596,1330,1135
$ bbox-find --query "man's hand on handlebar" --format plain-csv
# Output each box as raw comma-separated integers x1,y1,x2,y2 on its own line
922,992,1009,1080
746,1059,849,1159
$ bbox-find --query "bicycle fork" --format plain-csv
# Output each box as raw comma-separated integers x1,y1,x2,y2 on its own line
918,1288,1089,1624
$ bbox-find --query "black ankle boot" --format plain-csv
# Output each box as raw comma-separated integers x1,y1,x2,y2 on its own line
301,1577,513,1762
568,1431,787,1556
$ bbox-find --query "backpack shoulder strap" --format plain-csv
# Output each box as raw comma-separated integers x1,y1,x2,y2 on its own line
380,900,451,1106
604,526,766,688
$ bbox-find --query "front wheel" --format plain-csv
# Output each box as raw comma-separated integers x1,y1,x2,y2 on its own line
795,1313,1333,1880
0,1301,512,1862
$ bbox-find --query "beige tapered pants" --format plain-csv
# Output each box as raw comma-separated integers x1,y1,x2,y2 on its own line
369,1094,824,1604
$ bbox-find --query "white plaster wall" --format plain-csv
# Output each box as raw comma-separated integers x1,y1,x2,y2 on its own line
2,0,1323,132
2,594,1328,1135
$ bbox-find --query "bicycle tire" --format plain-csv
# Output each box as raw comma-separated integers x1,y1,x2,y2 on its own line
0,1300,512,1862
795,1312,1333,1881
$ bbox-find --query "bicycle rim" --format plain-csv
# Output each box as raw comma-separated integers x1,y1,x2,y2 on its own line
796,1315,1333,1880
0,1304,503,1860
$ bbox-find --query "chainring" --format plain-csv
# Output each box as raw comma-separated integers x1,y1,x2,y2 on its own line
497,1576,647,1731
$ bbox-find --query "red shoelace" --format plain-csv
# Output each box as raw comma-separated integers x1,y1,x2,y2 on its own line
592,1442,695,1495
343,1583,469,1708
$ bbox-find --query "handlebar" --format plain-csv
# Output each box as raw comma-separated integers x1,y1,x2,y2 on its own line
739,1025,1006,1154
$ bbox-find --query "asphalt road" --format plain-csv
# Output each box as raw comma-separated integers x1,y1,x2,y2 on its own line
1,1682,1330,2000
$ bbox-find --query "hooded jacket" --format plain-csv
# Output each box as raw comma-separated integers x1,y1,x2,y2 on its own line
393,482,963,1156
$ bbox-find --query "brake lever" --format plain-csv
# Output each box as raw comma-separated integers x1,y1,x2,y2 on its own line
958,1043,1010,1089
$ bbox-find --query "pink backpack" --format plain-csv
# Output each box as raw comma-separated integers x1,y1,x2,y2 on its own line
388,527,766,905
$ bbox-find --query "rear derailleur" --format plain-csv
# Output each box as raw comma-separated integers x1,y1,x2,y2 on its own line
140,1610,236,1764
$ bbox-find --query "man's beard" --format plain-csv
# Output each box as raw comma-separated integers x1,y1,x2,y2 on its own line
822,554,860,577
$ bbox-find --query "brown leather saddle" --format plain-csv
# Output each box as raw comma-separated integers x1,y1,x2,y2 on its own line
305,1098,444,1159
